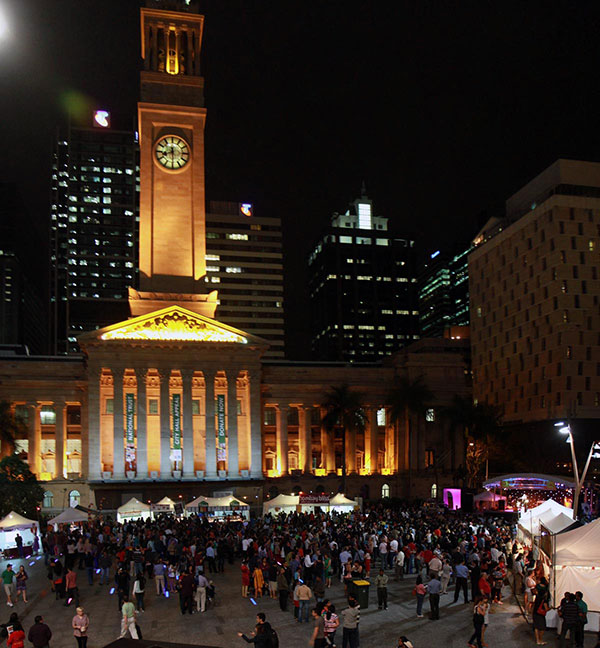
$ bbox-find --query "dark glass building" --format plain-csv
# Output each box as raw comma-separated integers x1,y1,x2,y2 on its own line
49,115,139,353
308,192,419,361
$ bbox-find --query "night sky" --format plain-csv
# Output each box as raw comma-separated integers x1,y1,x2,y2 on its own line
2,0,600,358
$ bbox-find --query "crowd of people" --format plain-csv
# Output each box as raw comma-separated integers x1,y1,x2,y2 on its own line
0,502,598,648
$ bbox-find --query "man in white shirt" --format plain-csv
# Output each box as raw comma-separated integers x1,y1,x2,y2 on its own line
428,554,442,578
395,550,405,580
378,539,388,570
389,538,399,570
195,573,209,612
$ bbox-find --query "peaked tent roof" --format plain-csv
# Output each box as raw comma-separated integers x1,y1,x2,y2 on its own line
78,304,269,348
156,496,176,508
118,498,151,514
554,518,600,566
48,508,89,525
0,511,38,531
540,512,576,535
329,494,358,507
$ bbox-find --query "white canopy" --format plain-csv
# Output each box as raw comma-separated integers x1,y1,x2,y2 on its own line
519,499,573,536
156,496,175,509
540,512,574,536
186,496,249,518
0,511,38,531
48,508,88,525
117,498,151,522
263,494,299,515
185,496,211,511
329,494,358,510
552,519,600,631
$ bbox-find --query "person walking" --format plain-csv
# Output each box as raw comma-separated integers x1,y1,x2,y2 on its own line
413,575,426,618
428,574,441,620
65,567,79,607
324,604,340,647
153,560,166,596
133,573,145,612
28,615,52,648
558,592,581,648
310,608,327,648
440,559,452,595
375,569,388,610
15,567,28,604
340,596,360,648
99,551,111,586
276,567,288,612
237,624,271,647
71,607,89,648
467,595,487,648
2,564,15,608
296,581,312,623
118,595,138,640
252,564,264,598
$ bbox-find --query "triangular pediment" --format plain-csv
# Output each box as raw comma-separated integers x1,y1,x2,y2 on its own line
79,305,265,346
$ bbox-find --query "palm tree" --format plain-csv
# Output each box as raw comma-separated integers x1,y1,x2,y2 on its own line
322,384,367,494
387,375,433,496
0,401,22,458
441,395,503,488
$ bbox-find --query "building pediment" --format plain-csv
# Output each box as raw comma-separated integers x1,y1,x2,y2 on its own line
78,305,268,348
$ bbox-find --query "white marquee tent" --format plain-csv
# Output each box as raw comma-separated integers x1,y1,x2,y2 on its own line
329,494,359,512
263,493,360,516
262,494,300,515
548,518,600,631
186,496,250,519
48,508,89,526
0,512,39,551
117,498,151,522
518,499,573,539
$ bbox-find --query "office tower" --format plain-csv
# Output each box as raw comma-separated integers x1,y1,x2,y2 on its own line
0,183,47,354
470,159,600,423
205,201,285,358
419,245,471,337
308,191,419,361
49,115,139,353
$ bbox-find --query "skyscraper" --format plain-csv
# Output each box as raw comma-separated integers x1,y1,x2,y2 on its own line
470,158,600,423
308,191,419,361
205,201,285,358
49,117,139,353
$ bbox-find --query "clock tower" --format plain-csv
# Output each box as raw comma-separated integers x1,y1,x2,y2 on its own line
130,0,217,318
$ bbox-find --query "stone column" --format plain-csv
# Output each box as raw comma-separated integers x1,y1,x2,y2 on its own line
204,371,217,479
275,405,289,476
159,370,171,478
186,28,193,75
79,396,88,480
248,369,262,478
181,369,194,478
345,426,357,474
136,369,148,478
55,400,65,479
87,368,102,481
112,370,124,479
227,369,239,478
26,402,40,476
299,406,312,473
367,408,379,474
151,24,158,70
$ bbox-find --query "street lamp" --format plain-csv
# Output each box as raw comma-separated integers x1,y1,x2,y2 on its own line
555,421,600,519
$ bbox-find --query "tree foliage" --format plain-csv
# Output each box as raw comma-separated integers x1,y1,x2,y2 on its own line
0,400,23,456
0,454,44,518
387,375,433,425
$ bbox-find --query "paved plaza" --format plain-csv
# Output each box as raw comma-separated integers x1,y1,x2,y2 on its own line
0,553,556,648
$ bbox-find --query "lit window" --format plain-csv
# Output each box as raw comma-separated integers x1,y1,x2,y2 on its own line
425,408,435,422
43,491,54,508
105,399,114,414
425,449,435,467
227,233,249,241
431,483,438,499
205,254,220,261
225,267,242,273
40,406,56,425
69,490,81,507
339,236,352,244
376,408,386,426
375,239,389,246
358,203,372,230
381,483,390,498
148,399,158,415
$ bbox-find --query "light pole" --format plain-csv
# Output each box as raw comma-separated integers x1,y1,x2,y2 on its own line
555,421,600,519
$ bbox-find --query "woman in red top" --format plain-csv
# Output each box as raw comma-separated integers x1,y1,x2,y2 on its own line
6,623,25,648
478,572,492,599
241,561,250,598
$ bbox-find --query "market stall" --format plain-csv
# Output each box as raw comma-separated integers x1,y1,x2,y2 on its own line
518,499,573,541
0,512,40,557
186,496,250,520
151,496,176,516
117,498,151,523
48,507,89,527
328,493,359,512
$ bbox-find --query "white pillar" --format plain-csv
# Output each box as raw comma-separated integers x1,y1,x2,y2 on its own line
136,369,148,478
159,370,171,478
299,406,312,474
182,369,194,478
27,402,40,476
204,371,217,478
367,407,379,474
227,368,239,478
55,400,65,479
249,368,262,478
112,370,124,479
87,367,102,481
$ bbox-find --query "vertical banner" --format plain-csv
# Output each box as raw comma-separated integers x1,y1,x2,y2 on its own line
217,394,226,462
171,393,182,465
125,393,136,469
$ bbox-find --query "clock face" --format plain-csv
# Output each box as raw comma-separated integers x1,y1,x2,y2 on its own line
155,135,190,170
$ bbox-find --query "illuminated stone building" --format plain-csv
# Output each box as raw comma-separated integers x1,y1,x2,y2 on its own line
308,190,419,362
470,159,600,424
0,1,470,511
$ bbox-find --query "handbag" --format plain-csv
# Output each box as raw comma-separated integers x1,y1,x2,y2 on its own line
536,603,547,616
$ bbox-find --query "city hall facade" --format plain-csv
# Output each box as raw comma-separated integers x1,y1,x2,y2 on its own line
0,1,470,512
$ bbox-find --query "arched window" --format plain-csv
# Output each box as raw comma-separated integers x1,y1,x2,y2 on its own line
69,490,81,508
381,483,390,499
42,491,54,509
431,483,438,499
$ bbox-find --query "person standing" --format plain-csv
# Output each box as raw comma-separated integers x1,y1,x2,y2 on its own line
64,568,79,607
440,559,452,595
558,592,581,648
340,596,360,648
178,567,195,615
310,608,327,648
28,615,52,648
575,591,587,648
15,567,28,604
276,567,289,612
467,596,487,648
375,569,388,610
71,607,89,648
2,564,15,607
6,621,25,648
394,549,405,581
414,575,426,618
133,573,145,612
14,534,23,559
99,551,111,586
296,581,312,623
118,595,138,640
195,572,209,613
453,560,469,603
241,562,250,598
531,585,549,646
428,574,441,620
153,560,166,596
324,604,340,647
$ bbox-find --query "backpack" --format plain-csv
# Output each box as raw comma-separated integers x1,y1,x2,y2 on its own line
269,628,279,648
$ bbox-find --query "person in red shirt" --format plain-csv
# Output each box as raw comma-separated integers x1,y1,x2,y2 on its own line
6,624,25,648
478,572,491,599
